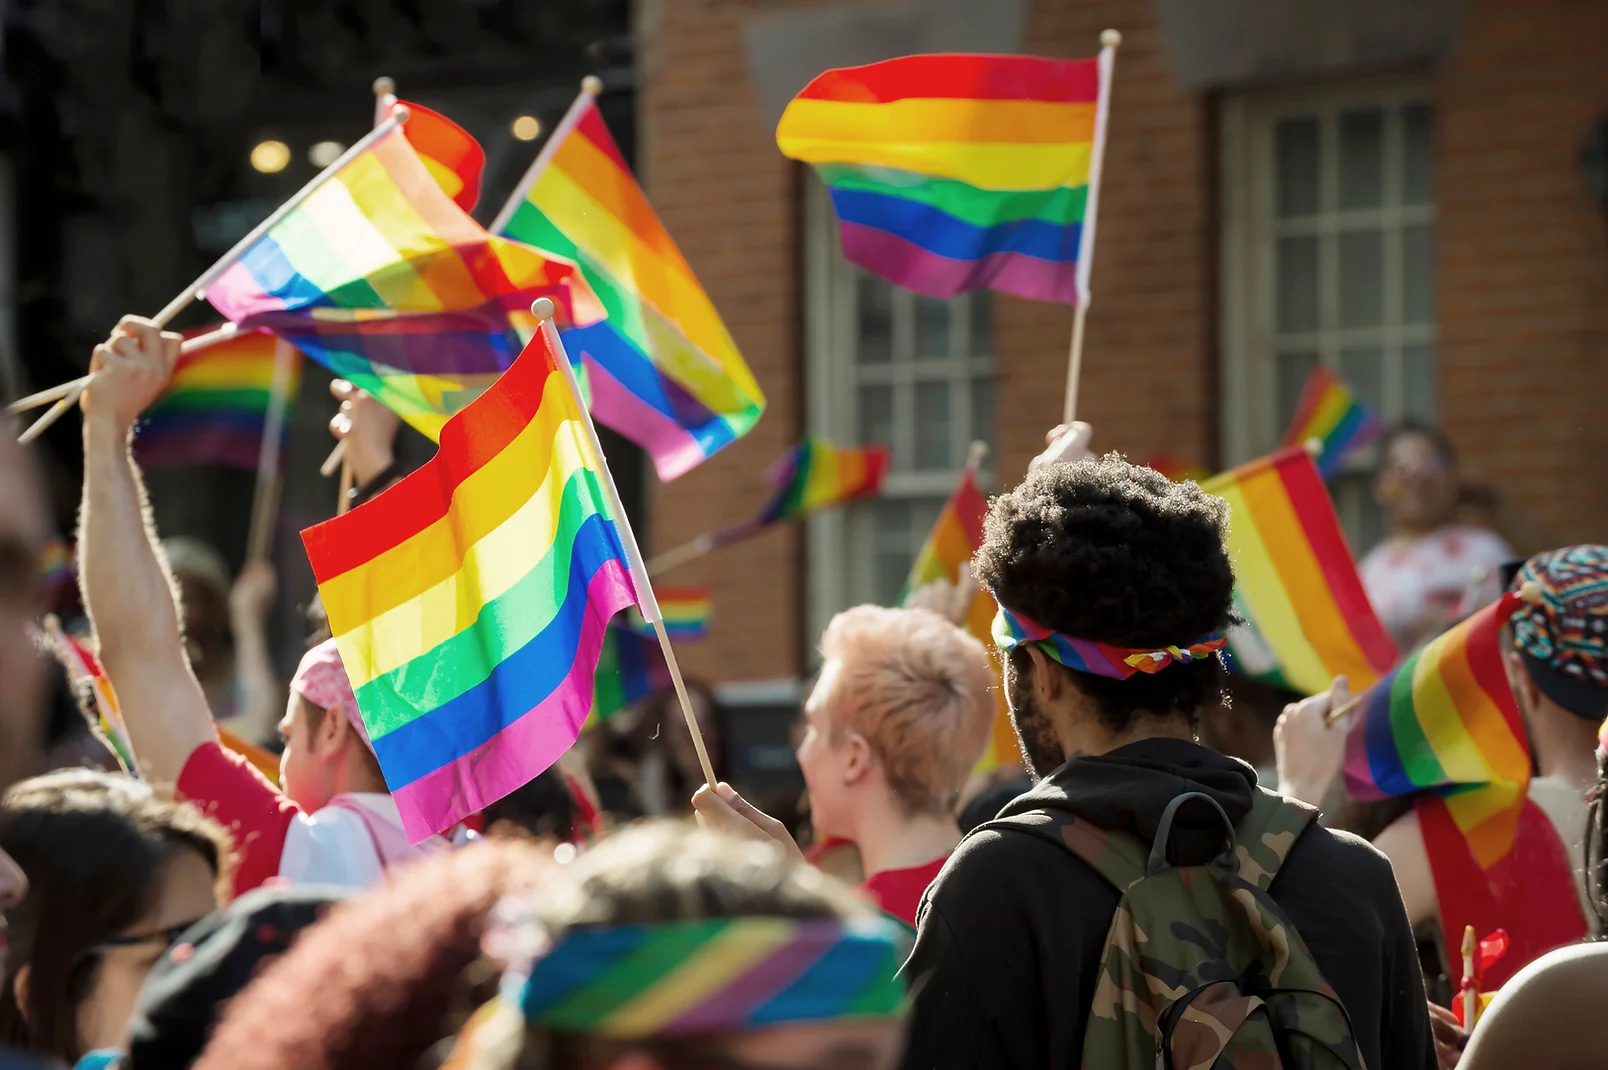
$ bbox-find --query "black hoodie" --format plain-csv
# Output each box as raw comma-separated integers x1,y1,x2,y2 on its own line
899,738,1436,1070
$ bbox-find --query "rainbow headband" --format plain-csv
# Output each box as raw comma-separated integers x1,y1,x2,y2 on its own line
991,603,1227,680
460,916,904,1048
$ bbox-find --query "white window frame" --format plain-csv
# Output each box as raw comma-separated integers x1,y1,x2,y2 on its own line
803,175,994,651
1220,77,1437,468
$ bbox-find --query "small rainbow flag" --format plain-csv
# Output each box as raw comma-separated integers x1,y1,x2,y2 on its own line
301,322,640,842
1202,447,1398,695
399,100,485,212
134,328,300,470
1280,366,1383,478
755,437,890,526
499,90,766,481
594,620,671,721
40,539,73,590
777,49,1113,303
44,623,136,774
1343,593,1529,860
204,124,599,443
630,588,710,641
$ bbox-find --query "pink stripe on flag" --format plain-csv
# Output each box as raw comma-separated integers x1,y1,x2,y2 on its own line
390,561,638,842
583,356,707,482
204,260,289,323
838,222,1081,304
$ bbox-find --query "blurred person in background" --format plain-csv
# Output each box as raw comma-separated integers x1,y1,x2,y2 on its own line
76,317,448,896
160,540,279,747
1360,424,1512,651
0,771,228,1067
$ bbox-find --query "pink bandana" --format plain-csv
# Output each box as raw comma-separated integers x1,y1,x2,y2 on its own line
290,638,373,754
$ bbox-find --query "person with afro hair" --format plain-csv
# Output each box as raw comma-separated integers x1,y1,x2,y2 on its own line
895,441,1436,1070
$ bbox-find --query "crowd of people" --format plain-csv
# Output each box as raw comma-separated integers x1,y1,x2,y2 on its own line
0,315,1604,1069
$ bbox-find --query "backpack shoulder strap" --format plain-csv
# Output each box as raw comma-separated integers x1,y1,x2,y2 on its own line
974,809,1150,892
1231,788,1318,893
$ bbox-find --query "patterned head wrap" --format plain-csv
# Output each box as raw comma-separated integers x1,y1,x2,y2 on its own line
1509,546,1608,720
290,638,373,753
991,602,1226,681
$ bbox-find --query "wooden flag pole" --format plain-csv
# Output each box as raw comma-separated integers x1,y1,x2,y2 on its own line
533,296,718,790
15,112,407,446
245,338,297,562
336,456,355,516
1061,29,1121,425
488,75,603,235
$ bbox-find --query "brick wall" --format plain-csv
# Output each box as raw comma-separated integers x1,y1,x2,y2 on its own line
1436,0,1608,551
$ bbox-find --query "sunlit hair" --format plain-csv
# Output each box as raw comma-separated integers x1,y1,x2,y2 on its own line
818,604,994,813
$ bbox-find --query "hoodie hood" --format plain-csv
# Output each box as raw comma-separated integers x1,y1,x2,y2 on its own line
996,737,1259,865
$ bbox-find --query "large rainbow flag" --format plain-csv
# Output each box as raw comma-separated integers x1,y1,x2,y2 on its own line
1202,447,1397,695
399,100,485,212
1343,591,1530,869
134,328,300,470
498,91,766,480
776,50,1113,304
301,323,640,842
204,124,598,443
1281,366,1383,478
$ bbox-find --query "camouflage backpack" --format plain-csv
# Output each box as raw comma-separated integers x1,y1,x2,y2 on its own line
979,788,1367,1070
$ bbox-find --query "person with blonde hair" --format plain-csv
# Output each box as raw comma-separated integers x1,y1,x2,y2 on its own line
699,605,993,927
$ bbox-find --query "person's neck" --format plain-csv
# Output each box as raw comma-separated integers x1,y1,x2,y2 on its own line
330,758,390,799
1531,701,1600,793
849,791,961,880
1059,709,1196,760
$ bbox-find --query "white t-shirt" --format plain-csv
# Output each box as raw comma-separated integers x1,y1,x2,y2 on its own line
1359,525,1512,648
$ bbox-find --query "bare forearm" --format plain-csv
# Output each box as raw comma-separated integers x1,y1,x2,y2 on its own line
79,418,214,778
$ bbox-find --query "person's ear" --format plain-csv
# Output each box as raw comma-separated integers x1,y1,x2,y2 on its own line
12,963,29,1025
842,729,875,786
1503,649,1542,717
1026,646,1063,705
315,702,348,759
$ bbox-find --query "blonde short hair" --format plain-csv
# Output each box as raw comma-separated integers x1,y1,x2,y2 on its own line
817,605,994,813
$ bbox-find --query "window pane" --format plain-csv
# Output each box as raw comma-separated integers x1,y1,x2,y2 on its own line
857,272,893,365
1338,230,1383,327
1277,351,1319,432
870,500,914,608
1403,343,1436,421
969,293,994,357
1276,118,1319,218
1403,103,1434,206
1277,236,1319,332
858,383,894,454
1403,223,1435,325
1339,346,1384,412
1333,473,1385,556
914,381,952,469
1338,108,1384,210
970,374,994,450
914,296,950,362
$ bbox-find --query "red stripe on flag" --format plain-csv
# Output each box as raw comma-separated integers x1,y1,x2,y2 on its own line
573,102,632,175
794,54,1101,105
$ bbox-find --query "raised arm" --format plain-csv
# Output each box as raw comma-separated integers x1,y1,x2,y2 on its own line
78,316,216,781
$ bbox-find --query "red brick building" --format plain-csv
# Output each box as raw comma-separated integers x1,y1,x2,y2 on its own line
634,0,1608,721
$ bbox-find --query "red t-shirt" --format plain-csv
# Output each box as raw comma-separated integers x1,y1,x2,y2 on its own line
861,855,949,929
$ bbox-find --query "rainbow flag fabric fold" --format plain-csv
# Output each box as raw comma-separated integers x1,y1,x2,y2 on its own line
205,125,599,443
755,437,890,526
400,100,485,212
1281,366,1384,478
1343,592,1530,871
501,94,766,480
777,52,1110,304
301,324,640,842
1202,447,1398,695
135,328,300,470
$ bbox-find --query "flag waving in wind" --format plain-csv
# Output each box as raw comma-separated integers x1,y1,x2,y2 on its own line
301,323,640,842
497,85,767,481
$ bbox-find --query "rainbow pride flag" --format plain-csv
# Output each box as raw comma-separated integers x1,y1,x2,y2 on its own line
301,323,640,842
1202,447,1398,695
46,624,136,774
1344,592,1530,870
776,50,1113,303
205,125,598,443
134,328,300,470
594,620,671,721
499,91,766,480
629,587,711,641
755,437,890,526
1281,366,1384,478
400,100,485,212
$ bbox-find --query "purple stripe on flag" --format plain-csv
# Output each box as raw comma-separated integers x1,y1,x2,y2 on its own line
839,222,1081,304
133,427,265,471
584,355,708,481
664,931,835,1034
389,561,637,842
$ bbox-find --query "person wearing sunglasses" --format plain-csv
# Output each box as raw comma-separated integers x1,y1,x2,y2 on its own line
0,770,228,1066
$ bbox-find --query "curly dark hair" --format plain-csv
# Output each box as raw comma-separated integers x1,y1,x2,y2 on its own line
973,453,1236,732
